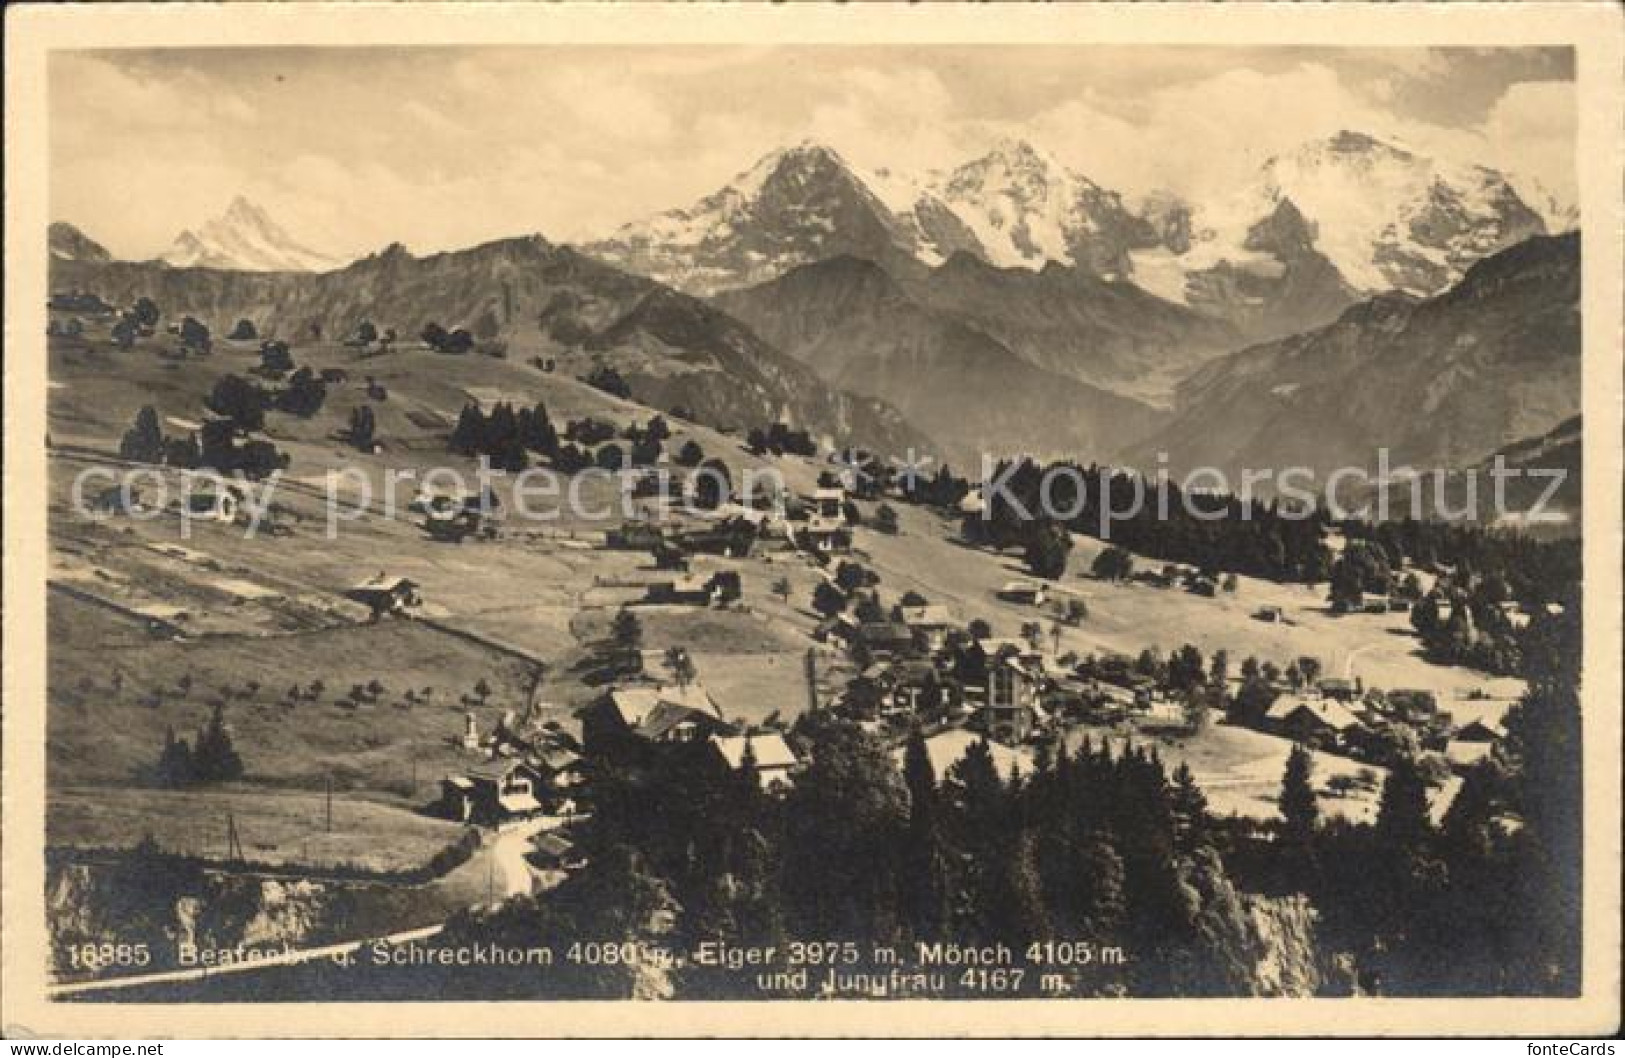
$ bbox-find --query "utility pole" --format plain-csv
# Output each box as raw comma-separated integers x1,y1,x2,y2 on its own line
226,811,244,864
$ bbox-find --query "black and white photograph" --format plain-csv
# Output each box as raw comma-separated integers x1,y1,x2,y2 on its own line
4,1,1620,1040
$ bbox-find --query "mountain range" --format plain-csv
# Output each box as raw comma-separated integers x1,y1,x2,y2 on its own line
591,132,1552,345
48,131,1577,480
159,196,342,272
49,235,925,457
1133,232,1580,483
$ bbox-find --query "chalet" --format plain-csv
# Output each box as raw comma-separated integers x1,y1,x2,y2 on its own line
344,573,423,619
605,521,667,551
89,484,152,516
1317,676,1360,702
856,657,948,717
997,580,1048,606
528,831,585,872
1265,695,1364,747
856,620,916,659
1454,718,1507,743
1442,717,1506,771
710,733,800,791
898,729,1033,784
1085,679,1139,721
183,480,243,523
682,517,759,558
644,570,741,607
815,612,860,648
1385,689,1439,722
897,603,954,653
1140,700,1191,731
798,485,852,555
578,684,726,751
1444,740,1494,770
423,508,484,543
968,637,1044,668
531,741,586,805
439,759,544,823
651,541,691,572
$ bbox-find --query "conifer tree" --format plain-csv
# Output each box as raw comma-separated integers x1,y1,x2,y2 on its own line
154,726,194,787
119,406,165,463
1279,743,1318,849
1169,762,1210,853
192,703,244,781
449,403,486,456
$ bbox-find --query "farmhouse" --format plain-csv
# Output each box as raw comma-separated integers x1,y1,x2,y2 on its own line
344,573,423,619
439,760,544,823
1265,695,1365,747
644,571,742,607
710,733,800,791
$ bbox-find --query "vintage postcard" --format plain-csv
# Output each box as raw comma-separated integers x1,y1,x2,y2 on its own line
4,1,1621,1039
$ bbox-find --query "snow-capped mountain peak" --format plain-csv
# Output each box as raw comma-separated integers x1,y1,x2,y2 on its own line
1123,129,1548,338
585,141,985,294
1223,130,1544,294
930,138,1157,276
159,196,342,272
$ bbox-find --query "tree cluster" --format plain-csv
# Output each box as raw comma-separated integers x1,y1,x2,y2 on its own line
746,422,817,458
152,703,245,786
970,459,1333,584
448,401,559,471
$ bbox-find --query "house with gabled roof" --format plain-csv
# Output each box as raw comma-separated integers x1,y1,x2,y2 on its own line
345,573,422,619
997,580,1048,606
578,683,726,752
439,759,544,823
895,729,1033,784
897,603,954,653
710,733,800,791
1265,694,1365,747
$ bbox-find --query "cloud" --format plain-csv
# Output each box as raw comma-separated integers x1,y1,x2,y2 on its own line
49,47,1577,261
1479,80,1576,210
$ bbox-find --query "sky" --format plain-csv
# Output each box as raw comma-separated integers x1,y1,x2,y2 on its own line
50,45,1576,262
